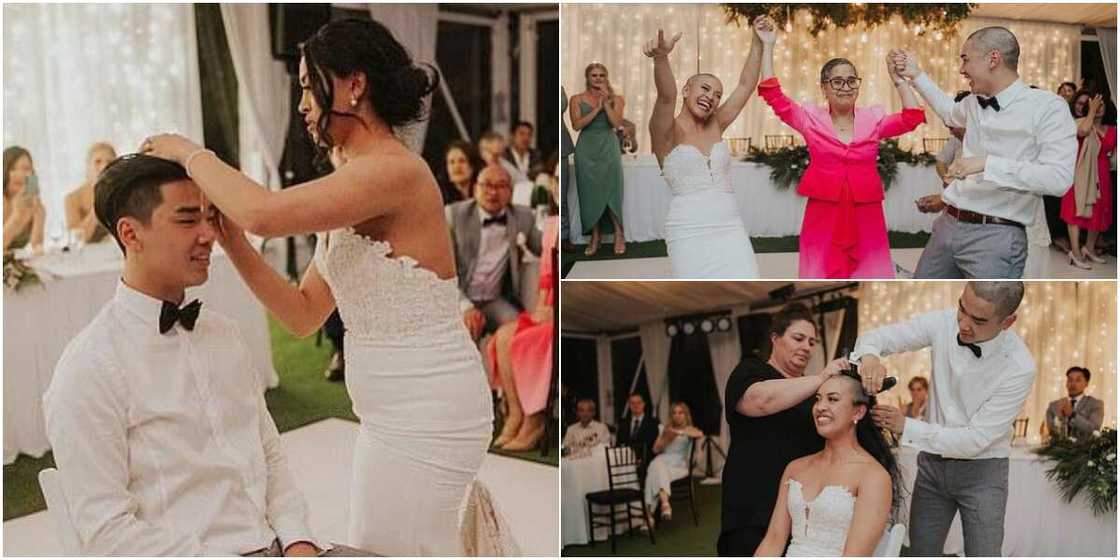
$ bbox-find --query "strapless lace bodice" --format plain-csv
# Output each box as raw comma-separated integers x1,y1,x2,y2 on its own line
314,228,466,346
661,142,733,195
785,479,855,557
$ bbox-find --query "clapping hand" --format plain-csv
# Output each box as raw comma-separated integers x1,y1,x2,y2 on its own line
753,15,777,45
1089,94,1104,117
1059,398,1074,418
643,29,682,59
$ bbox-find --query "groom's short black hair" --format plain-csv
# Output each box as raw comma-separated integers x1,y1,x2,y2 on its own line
95,154,189,254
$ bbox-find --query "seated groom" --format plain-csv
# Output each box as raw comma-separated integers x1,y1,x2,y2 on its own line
43,154,331,556
617,393,660,465
446,163,542,341
1045,366,1104,438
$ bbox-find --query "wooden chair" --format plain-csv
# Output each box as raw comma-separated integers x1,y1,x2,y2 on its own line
586,446,655,553
726,137,752,157
922,137,949,155
764,134,794,152
666,436,700,526
1013,417,1029,443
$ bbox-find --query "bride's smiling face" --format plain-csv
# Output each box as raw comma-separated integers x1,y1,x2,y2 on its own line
813,376,867,438
683,74,723,120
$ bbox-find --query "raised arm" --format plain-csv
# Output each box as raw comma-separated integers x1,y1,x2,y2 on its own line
842,467,892,556
714,18,765,131
895,49,967,128
876,58,927,139
644,29,682,164
738,357,848,416
756,20,810,133
754,463,795,556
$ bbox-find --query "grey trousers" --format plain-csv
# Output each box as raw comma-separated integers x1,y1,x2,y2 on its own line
914,213,1027,278
909,452,1009,557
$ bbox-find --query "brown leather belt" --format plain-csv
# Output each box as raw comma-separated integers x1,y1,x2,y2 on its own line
945,205,1024,229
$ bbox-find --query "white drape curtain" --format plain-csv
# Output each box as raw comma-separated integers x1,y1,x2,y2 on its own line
857,282,1117,441
367,4,439,153
595,336,615,425
707,326,741,474
562,5,1081,155
220,3,290,190
638,321,672,422
3,3,204,236
1097,28,1117,100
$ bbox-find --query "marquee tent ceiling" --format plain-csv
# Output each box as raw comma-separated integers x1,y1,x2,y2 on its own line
971,3,1116,27
561,281,851,333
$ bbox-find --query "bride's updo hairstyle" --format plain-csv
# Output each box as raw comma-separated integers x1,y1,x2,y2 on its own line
835,370,904,521
301,18,439,149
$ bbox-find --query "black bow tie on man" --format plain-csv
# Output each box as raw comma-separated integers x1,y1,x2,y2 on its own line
160,299,202,334
956,335,982,358
977,95,1001,112
482,213,508,227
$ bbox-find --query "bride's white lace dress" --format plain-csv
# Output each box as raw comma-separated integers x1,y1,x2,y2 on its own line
784,479,856,556
315,228,517,556
661,142,760,279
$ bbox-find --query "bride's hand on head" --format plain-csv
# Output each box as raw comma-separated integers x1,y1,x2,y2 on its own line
643,29,682,59
753,15,777,45
140,133,200,165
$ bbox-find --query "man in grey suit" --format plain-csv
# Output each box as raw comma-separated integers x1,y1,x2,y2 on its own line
446,164,542,341
1045,366,1105,438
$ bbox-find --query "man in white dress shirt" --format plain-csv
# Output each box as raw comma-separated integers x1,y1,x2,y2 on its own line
892,27,1077,278
562,399,612,452
853,281,1034,556
43,155,331,556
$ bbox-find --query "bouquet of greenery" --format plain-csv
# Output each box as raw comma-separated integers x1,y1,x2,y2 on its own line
744,138,935,192
1035,427,1117,515
3,252,41,292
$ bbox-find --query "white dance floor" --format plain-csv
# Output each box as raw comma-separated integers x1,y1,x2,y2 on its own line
3,418,558,557
566,248,1117,279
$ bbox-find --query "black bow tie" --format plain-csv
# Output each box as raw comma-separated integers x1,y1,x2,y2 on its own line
482,214,508,227
977,96,1001,112
159,299,202,334
957,335,982,358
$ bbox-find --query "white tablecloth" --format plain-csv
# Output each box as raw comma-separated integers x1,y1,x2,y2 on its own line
561,445,643,547
565,155,943,243
896,446,1116,556
3,242,279,464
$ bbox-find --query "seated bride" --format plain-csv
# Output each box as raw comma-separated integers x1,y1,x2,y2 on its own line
755,373,900,556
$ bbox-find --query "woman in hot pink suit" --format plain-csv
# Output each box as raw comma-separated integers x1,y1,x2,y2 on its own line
756,22,925,278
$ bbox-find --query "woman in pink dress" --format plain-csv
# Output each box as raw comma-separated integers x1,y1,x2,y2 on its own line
755,21,925,278
1060,93,1116,269
487,215,557,451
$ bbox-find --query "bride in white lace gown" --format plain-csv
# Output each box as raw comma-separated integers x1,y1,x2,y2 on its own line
144,18,515,556
755,374,898,556
643,19,769,278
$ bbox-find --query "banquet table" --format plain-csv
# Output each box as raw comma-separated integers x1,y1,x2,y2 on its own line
896,445,1116,556
561,445,642,547
565,154,943,244
4,241,279,464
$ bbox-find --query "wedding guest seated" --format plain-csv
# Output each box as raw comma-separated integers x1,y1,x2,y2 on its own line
479,130,524,184
64,142,117,244
562,398,612,453
505,121,541,180
644,402,701,522
617,393,660,464
446,164,541,341
439,139,484,205
3,146,45,253
900,375,929,420
487,213,557,451
1045,366,1105,438
43,154,331,555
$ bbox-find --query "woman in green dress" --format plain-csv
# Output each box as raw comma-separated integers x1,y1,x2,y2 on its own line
571,63,626,255
3,146,45,253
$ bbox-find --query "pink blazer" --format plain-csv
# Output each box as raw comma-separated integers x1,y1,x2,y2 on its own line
758,77,926,203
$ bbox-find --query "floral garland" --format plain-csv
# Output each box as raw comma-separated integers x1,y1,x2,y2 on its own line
744,139,935,191
3,252,40,292
1034,427,1117,515
722,4,974,37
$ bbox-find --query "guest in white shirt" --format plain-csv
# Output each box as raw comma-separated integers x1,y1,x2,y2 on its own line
562,398,612,452
43,155,329,556
854,281,1034,556
891,27,1078,278
504,121,541,180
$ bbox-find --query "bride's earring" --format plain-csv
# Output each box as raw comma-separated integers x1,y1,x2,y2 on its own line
350,97,358,107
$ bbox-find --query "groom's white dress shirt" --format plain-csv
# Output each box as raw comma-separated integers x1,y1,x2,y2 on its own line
44,281,325,555
911,73,1077,225
853,309,1037,459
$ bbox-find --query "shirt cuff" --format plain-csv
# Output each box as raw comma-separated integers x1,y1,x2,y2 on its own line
900,416,931,449
912,72,936,96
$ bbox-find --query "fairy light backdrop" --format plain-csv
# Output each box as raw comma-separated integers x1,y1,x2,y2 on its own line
857,281,1117,442
3,4,204,239
562,4,1081,157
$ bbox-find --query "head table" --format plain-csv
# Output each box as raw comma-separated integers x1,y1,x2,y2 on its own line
3,241,278,464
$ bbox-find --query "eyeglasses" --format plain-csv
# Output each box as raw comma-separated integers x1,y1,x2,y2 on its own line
823,77,862,91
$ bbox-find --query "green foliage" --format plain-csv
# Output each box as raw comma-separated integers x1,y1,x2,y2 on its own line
722,3,975,37
744,138,934,191
1035,428,1117,515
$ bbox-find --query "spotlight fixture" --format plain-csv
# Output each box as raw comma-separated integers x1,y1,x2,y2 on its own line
682,321,696,335
666,322,679,337
700,319,714,333
716,317,732,332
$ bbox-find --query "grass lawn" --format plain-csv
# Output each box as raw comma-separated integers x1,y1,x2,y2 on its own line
4,316,554,521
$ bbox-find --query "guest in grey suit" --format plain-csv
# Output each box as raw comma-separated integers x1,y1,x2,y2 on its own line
446,164,542,341
1046,366,1105,438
